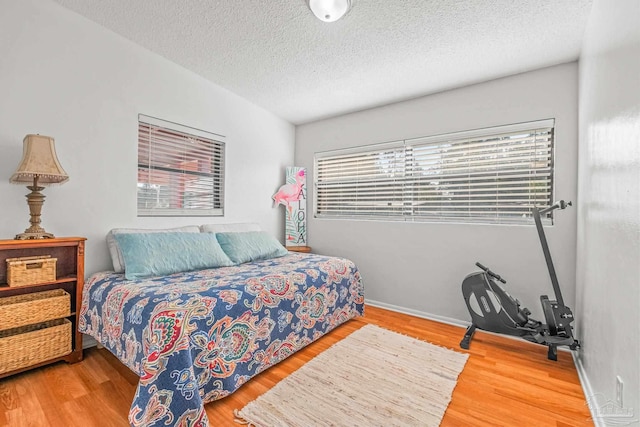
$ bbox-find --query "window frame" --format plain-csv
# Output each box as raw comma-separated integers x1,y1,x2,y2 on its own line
137,114,226,217
314,119,555,225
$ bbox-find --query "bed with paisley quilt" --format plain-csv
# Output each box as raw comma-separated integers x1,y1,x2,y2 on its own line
78,252,364,426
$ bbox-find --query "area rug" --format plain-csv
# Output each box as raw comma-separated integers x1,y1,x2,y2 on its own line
235,324,468,426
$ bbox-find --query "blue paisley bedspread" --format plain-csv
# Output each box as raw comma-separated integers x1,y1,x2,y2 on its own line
78,253,364,427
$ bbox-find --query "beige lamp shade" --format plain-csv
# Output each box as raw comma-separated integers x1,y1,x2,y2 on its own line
10,134,69,185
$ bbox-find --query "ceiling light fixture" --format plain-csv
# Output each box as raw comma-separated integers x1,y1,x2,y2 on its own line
308,0,352,23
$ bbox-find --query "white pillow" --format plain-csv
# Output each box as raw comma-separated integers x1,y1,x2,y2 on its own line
199,222,261,234
106,226,200,273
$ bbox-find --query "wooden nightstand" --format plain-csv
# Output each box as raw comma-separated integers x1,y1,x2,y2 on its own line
0,237,86,378
287,246,311,253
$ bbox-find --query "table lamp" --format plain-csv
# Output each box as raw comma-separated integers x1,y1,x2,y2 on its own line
10,134,69,239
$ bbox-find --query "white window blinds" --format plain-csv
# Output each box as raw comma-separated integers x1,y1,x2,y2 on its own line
137,115,225,217
315,119,554,224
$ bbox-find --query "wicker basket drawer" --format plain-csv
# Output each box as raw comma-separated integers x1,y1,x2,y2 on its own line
0,289,71,332
0,319,71,374
6,256,57,287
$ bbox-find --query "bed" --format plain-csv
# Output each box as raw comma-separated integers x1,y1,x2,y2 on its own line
78,232,364,427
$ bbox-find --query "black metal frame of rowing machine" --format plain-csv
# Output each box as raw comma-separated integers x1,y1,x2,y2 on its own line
534,203,566,310
532,201,579,360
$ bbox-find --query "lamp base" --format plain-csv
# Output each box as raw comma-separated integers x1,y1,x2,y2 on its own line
15,229,55,240
15,178,56,240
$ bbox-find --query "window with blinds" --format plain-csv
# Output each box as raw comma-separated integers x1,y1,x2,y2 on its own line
314,119,555,224
137,115,225,216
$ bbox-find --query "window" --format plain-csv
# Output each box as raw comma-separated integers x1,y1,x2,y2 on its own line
314,119,554,224
137,115,225,216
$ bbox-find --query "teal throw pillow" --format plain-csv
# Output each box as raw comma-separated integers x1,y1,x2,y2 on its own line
114,232,235,280
216,231,288,264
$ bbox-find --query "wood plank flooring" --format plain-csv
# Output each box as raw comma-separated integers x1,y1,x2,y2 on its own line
0,305,593,426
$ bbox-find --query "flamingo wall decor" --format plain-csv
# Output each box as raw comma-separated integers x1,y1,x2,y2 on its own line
272,167,307,246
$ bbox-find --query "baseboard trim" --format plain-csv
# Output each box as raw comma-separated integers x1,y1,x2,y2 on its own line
572,352,604,427
364,299,578,354
83,335,97,349
365,299,469,328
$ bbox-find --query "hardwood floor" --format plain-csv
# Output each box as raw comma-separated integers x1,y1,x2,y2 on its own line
0,305,593,426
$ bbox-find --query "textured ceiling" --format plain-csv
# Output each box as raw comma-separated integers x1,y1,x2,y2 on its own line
53,0,593,124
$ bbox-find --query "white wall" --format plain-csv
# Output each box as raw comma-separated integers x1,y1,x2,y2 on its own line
0,0,294,275
296,63,579,324
576,0,640,421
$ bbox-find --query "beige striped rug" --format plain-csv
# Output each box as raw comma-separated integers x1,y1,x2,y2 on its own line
235,324,468,426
